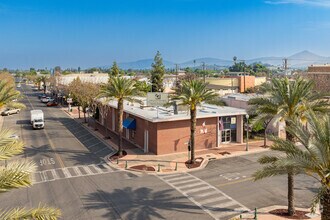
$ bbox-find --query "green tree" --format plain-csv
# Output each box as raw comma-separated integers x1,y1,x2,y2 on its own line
135,81,151,93
98,76,142,156
40,75,49,94
0,129,61,219
68,78,100,122
151,51,166,92
249,77,330,216
255,111,330,220
0,78,21,108
173,80,218,163
109,61,120,77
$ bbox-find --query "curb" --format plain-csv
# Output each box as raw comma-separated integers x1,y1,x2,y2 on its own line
231,205,320,220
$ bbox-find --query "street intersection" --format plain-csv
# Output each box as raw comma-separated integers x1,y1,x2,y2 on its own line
0,84,318,220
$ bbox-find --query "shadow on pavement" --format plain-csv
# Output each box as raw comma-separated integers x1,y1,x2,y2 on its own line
23,144,101,165
83,187,204,220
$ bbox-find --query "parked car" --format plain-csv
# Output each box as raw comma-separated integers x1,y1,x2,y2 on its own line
9,134,19,140
38,94,46,99
17,84,21,88
41,97,53,103
32,87,39,91
1,108,20,116
47,101,58,107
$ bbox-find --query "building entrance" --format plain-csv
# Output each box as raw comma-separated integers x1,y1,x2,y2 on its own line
221,129,231,143
218,116,237,146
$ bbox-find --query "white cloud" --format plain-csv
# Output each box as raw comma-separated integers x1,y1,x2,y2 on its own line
265,0,330,8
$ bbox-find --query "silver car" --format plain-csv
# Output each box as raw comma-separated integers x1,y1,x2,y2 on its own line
1,108,20,116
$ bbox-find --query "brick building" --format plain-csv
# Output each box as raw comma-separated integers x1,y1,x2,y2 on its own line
91,100,247,155
206,76,266,94
304,64,330,93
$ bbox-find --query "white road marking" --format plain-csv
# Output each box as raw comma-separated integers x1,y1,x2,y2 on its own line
51,169,58,179
158,172,250,220
32,164,120,184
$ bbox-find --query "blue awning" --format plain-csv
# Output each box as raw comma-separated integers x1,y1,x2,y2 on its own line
123,118,136,129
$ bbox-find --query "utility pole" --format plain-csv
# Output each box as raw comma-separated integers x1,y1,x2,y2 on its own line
175,64,179,85
283,58,288,75
202,62,206,83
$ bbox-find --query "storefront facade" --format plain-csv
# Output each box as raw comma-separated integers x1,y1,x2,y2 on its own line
91,101,246,155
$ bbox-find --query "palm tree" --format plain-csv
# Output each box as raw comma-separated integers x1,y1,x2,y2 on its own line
98,76,141,156
0,129,61,219
0,80,20,108
40,75,48,94
249,77,330,215
173,79,218,164
255,112,330,220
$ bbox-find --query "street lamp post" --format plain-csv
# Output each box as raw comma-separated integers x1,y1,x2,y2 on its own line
246,114,249,151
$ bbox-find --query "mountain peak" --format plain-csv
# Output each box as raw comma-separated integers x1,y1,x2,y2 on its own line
289,50,326,61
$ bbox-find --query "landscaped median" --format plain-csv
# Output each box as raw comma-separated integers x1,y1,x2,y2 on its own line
104,143,269,174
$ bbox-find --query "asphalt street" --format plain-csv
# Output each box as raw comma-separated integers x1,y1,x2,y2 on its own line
1,84,212,220
191,153,319,211
0,83,319,220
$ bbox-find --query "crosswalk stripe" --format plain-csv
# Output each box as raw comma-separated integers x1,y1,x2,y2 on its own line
160,173,183,179
205,200,237,210
214,208,249,218
178,182,206,190
158,172,251,220
198,195,227,205
51,170,58,179
91,164,103,173
62,168,71,178
73,167,82,176
167,175,192,182
171,178,197,186
184,185,210,194
193,190,217,198
82,166,93,175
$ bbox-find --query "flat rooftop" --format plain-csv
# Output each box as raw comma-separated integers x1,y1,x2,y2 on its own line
104,99,247,123
222,93,263,102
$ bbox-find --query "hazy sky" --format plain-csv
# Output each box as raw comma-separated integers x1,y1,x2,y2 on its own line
1,0,330,69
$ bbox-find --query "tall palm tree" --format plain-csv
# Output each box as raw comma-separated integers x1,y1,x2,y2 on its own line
0,129,61,219
40,75,48,94
173,80,218,164
255,112,330,220
98,76,141,156
249,77,330,215
0,80,20,108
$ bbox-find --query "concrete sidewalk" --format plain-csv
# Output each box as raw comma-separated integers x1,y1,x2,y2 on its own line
231,205,320,220
61,106,270,173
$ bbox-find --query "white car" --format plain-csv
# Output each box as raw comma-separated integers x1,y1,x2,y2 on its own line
1,108,20,116
41,97,53,103
9,134,19,140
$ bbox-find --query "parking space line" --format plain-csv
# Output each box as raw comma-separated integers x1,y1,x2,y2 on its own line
95,147,107,154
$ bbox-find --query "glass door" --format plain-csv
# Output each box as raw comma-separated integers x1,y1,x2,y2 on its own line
221,129,231,143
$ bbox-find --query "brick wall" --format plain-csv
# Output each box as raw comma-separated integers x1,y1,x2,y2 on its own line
308,66,330,73
156,117,217,155
305,73,330,93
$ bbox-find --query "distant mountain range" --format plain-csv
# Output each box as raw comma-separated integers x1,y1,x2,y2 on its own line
102,50,330,70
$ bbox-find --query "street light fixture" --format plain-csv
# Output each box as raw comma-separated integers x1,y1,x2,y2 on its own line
246,114,249,151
